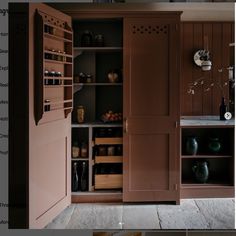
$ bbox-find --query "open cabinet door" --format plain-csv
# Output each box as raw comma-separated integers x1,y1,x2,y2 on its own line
123,14,181,203
9,3,72,228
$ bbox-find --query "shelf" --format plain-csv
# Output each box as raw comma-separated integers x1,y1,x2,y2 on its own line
44,99,72,106
71,190,122,195
44,22,72,34
44,59,73,65
74,47,123,57
44,49,73,58
181,155,232,159
71,122,123,128
95,156,123,164
95,137,123,145
45,85,72,88
44,76,72,80
181,183,233,188
95,174,123,189
44,32,72,43
74,83,123,86
71,158,89,161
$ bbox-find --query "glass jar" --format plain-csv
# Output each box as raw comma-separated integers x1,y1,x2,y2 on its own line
72,141,80,158
80,142,88,158
77,106,85,123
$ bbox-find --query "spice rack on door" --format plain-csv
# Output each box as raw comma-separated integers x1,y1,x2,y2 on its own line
34,10,73,125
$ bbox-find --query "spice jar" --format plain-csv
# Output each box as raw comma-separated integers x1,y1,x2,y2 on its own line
72,141,80,158
77,105,85,123
44,100,50,112
80,142,88,158
98,146,107,156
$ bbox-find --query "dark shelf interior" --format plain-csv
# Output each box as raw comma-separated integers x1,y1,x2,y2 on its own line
181,158,234,185
73,19,123,47
181,127,234,156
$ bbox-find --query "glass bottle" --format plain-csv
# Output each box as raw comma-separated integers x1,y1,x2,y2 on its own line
220,97,227,120
77,106,85,123
72,162,79,192
80,161,87,191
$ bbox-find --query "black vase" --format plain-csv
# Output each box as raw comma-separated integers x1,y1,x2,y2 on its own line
186,137,198,155
192,161,209,183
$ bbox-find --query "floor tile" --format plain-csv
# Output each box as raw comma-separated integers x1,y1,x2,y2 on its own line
156,199,210,229
194,198,235,229
122,204,160,229
45,204,76,229
66,203,123,229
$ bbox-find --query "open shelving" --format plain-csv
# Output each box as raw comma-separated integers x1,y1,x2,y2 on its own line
180,125,234,198
71,18,123,199
34,10,73,124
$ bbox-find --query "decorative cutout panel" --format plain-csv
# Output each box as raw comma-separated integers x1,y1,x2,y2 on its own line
132,25,168,35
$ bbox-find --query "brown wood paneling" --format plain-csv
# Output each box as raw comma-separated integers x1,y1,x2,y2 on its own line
192,23,203,115
212,24,223,115
181,23,193,115
202,23,213,115
222,23,232,107
181,22,234,116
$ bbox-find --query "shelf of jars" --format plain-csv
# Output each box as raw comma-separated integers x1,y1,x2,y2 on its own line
34,10,73,124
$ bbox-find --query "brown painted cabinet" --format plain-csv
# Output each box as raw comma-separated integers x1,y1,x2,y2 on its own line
123,15,181,203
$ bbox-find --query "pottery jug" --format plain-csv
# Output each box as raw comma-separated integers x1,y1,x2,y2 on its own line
192,161,209,183
186,137,198,155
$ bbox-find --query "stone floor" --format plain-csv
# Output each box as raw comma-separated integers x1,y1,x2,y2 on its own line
45,198,235,229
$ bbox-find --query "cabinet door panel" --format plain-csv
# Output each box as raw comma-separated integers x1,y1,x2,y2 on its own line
123,16,180,203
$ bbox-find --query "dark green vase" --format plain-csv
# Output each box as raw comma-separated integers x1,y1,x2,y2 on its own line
186,137,198,155
192,161,209,183
208,138,221,154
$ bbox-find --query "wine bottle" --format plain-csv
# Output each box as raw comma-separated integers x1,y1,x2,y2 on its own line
219,97,227,120
72,162,79,192
80,161,87,191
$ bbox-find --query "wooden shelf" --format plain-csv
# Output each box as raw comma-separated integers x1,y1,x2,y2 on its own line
44,22,72,34
44,76,72,80
44,32,72,42
95,137,123,145
95,174,123,189
95,156,123,164
74,47,123,57
72,122,122,128
181,183,233,188
44,99,72,106
44,59,73,65
74,47,122,52
44,49,73,58
74,83,123,86
45,85,72,88
181,155,232,159
71,158,89,161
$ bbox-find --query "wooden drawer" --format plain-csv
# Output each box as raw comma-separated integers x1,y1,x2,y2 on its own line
95,137,123,145
95,156,123,164
95,174,123,189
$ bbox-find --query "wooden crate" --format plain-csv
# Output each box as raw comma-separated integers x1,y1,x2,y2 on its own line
95,137,123,145
95,174,123,189
95,156,123,164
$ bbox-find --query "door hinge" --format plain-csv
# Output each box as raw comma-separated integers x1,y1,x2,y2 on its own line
174,184,178,191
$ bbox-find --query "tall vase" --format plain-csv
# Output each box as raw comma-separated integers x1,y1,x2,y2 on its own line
186,137,198,155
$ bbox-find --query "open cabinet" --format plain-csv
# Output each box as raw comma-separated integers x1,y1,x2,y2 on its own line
9,2,182,228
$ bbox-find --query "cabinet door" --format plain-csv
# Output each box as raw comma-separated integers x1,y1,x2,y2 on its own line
123,16,180,203
9,3,72,228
